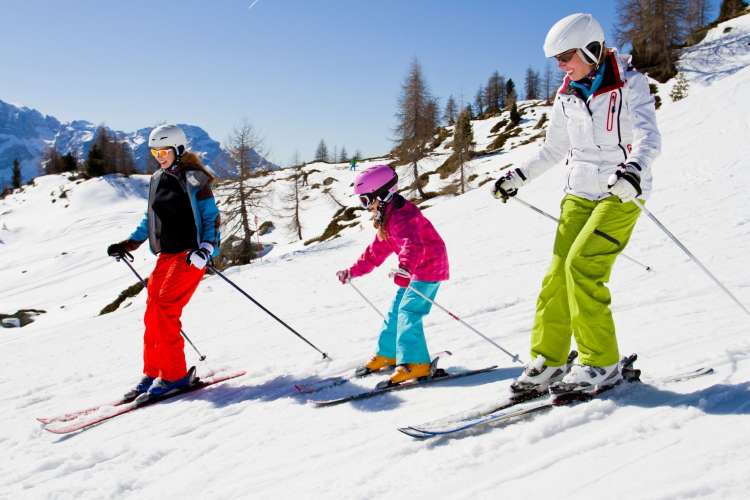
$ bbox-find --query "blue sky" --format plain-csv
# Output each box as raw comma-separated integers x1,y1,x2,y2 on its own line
1,1,619,165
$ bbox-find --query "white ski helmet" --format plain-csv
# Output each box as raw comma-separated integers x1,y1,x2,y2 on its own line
543,13,605,66
148,124,187,156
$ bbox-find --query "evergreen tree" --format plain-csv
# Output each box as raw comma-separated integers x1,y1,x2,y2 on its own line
314,139,329,162
339,146,348,163
505,79,517,109
394,58,437,199
353,149,362,161
452,106,474,194
85,143,106,177
12,159,21,188
670,72,690,101
443,95,458,126
61,152,78,172
510,101,521,126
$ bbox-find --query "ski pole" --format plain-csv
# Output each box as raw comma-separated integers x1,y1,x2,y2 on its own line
114,252,207,361
512,196,652,272
348,280,386,320
635,199,750,317
208,264,331,359
406,284,523,365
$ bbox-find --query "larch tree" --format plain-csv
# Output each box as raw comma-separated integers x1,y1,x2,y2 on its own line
452,106,474,194
222,121,266,263
394,59,437,199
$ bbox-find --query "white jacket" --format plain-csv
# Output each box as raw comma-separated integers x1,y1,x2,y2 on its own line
521,50,661,200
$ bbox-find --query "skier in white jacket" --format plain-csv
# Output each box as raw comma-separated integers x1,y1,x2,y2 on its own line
494,13,661,395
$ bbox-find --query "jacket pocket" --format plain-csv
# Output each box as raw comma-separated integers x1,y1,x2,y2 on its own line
566,161,601,196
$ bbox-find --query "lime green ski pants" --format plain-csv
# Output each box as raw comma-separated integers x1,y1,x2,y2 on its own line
530,195,642,367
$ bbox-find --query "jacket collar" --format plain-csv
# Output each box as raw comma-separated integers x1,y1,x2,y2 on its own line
559,50,625,100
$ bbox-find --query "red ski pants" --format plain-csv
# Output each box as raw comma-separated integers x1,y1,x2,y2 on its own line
143,252,205,381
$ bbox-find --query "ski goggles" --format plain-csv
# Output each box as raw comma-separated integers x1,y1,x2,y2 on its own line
358,193,377,208
150,148,172,160
358,190,394,209
554,49,577,63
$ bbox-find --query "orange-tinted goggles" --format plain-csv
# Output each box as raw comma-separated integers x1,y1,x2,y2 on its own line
150,148,172,160
554,49,577,63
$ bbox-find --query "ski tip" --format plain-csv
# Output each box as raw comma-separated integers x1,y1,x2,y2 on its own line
397,426,431,439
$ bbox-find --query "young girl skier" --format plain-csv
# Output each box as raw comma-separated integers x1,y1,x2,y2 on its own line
493,13,661,395
107,124,220,401
336,165,449,385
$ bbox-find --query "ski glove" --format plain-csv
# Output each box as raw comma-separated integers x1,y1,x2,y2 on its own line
493,168,527,203
608,162,642,203
187,242,214,269
389,267,411,288
107,239,141,258
336,269,351,284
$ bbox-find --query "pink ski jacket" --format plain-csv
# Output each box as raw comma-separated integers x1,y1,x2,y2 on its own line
349,198,449,282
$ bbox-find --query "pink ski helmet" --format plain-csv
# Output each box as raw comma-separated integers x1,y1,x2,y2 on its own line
353,165,398,207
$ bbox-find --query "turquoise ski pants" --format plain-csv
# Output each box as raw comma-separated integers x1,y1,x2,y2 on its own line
531,195,642,367
377,281,440,364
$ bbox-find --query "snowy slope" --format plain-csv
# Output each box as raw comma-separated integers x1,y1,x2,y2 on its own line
1,18,750,500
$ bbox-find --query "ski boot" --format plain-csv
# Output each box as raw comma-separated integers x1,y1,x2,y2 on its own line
355,354,396,377
549,354,640,399
135,366,198,403
387,363,431,385
123,375,155,401
509,351,577,397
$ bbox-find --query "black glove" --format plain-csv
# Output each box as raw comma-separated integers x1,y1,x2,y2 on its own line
107,242,127,258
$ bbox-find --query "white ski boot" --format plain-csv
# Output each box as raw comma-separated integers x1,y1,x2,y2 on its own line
549,361,622,396
510,351,577,395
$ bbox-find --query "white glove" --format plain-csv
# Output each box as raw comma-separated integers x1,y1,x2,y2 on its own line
187,242,214,269
493,168,527,202
608,163,642,203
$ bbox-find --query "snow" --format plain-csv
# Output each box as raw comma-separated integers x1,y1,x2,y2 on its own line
1,17,750,500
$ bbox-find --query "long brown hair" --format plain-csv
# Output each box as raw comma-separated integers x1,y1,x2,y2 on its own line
371,199,389,241
179,151,216,183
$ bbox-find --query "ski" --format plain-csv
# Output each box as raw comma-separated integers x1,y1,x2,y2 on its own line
312,365,498,407
36,368,221,425
399,360,714,438
295,351,452,395
40,370,246,435
395,351,579,435
293,368,393,394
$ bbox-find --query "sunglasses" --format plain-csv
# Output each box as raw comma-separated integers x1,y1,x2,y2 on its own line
150,148,172,160
554,49,577,63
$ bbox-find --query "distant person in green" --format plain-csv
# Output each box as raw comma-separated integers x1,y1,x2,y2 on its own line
493,13,661,396
350,158,357,171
